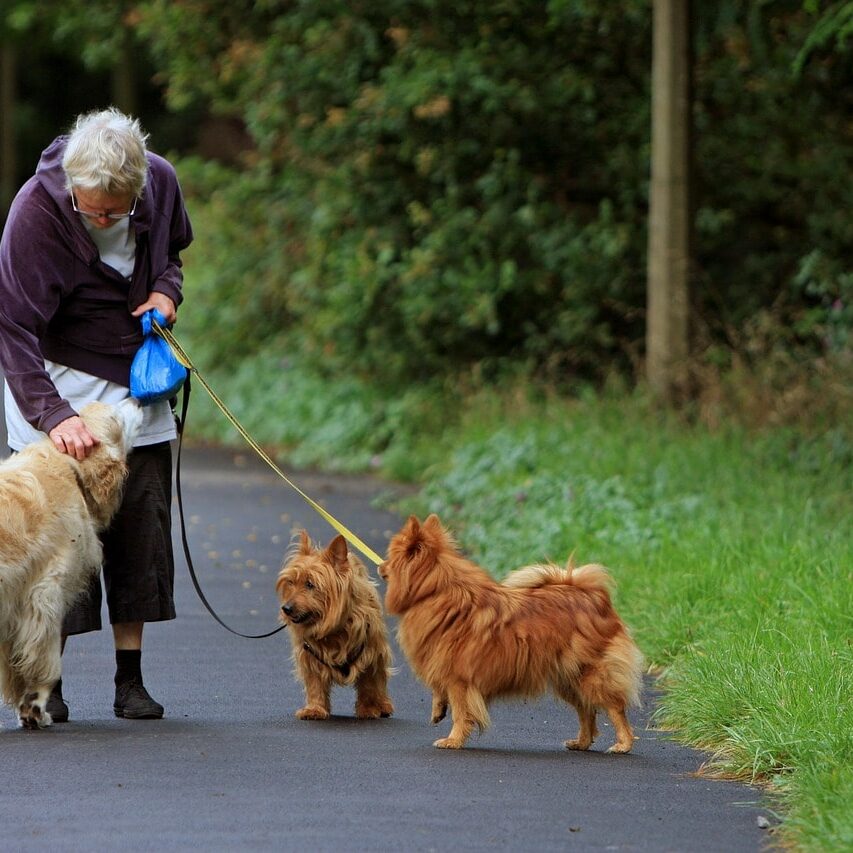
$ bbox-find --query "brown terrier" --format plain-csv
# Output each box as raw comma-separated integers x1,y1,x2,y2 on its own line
276,531,394,720
379,514,643,751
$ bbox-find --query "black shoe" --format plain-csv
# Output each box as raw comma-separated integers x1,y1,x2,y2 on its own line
47,681,69,723
113,680,164,719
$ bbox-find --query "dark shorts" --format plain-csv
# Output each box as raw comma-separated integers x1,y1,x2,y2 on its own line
63,441,177,636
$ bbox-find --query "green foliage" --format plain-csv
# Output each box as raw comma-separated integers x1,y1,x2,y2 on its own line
176,157,302,362
691,4,853,356
792,249,853,352
1,0,129,67
794,1,853,71
144,0,654,385
140,1,852,389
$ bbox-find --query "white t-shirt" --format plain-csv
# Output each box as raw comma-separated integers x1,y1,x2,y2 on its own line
4,216,177,451
82,210,137,274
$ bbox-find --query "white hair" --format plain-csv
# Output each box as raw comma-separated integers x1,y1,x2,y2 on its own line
62,107,150,198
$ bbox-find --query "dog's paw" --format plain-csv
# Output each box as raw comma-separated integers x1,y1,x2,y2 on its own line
356,698,394,719
376,697,394,718
606,740,634,754
564,737,593,751
433,736,464,749
295,705,330,721
18,693,52,730
430,697,447,724
355,706,382,719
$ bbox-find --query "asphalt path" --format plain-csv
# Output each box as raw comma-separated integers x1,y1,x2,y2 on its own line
0,434,774,851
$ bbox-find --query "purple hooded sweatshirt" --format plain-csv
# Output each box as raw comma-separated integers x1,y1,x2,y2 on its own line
0,135,193,436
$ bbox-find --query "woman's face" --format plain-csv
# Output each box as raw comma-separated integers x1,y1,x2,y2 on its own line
71,187,137,229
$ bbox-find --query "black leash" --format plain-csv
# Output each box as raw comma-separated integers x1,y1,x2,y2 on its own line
174,376,285,639
302,639,366,679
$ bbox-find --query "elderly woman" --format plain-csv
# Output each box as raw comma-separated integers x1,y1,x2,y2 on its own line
0,107,193,722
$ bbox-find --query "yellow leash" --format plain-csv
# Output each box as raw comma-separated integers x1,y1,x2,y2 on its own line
153,320,384,567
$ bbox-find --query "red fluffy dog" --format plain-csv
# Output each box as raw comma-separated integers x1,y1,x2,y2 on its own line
379,514,643,752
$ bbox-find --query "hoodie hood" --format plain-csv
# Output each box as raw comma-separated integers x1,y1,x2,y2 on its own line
35,135,72,205
28,135,98,265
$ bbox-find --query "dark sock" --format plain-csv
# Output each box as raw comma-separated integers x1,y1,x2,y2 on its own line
115,649,143,687
52,678,63,696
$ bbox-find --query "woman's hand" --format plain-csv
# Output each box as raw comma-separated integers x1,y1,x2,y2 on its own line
49,416,99,460
132,292,177,326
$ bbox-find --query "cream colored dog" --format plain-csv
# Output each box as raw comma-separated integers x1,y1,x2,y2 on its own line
0,399,142,729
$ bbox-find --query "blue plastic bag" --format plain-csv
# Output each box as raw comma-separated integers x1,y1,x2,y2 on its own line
129,308,188,406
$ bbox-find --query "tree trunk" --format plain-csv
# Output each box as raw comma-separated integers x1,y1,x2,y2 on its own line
111,27,136,115
646,0,691,402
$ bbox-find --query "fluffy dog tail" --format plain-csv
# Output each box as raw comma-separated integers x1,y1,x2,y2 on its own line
503,561,615,594
603,633,645,708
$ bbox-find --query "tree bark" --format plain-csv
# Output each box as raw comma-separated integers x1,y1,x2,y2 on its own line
646,0,691,402
111,26,136,115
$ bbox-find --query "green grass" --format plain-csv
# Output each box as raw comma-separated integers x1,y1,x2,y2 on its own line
175,343,851,851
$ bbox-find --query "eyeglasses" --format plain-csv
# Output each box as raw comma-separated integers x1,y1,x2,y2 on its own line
71,191,138,220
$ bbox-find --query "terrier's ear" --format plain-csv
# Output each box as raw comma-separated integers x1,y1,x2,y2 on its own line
325,534,350,573
299,529,313,554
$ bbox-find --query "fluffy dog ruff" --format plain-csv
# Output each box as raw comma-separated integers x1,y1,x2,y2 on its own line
381,514,644,752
